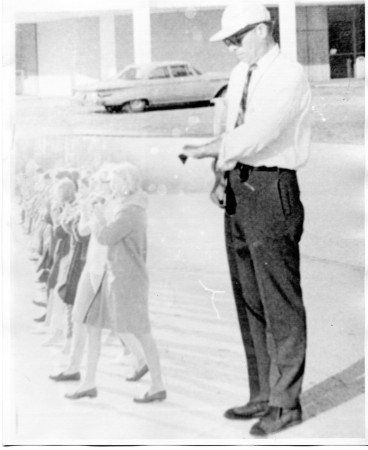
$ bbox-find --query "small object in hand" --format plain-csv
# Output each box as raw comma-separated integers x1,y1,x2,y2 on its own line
179,143,202,164
178,154,188,164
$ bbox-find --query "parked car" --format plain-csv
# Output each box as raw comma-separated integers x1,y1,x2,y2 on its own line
73,61,229,113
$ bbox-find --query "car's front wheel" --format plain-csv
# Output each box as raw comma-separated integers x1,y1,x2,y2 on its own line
105,105,122,113
216,86,228,98
122,99,147,113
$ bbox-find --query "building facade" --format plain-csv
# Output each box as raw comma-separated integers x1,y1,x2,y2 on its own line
14,0,365,96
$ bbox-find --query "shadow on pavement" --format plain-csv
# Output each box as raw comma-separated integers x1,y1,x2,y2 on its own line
93,101,212,115
146,101,212,112
301,358,364,420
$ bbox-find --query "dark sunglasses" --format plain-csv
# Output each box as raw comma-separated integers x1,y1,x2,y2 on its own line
223,21,271,47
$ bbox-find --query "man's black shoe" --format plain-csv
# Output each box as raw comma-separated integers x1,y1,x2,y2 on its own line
250,405,302,436
224,400,269,420
34,314,46,323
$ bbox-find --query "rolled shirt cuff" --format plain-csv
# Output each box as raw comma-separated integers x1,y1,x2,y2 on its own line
216,138,237,172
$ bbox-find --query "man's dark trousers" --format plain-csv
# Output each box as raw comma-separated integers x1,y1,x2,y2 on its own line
225,164,307,408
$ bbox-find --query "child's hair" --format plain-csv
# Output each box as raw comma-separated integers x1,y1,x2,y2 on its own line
111,162,141,196
55,168,79,191
55,178,76,203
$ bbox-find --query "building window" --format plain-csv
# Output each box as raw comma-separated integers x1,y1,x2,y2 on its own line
328,5,365,78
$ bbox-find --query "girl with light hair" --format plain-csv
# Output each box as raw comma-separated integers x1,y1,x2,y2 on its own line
65,162,166,403
49,167,146,381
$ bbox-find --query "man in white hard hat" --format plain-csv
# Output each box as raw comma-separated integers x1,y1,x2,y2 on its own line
181,0,311,437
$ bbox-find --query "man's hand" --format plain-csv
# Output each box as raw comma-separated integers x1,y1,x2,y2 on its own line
178,137,222,164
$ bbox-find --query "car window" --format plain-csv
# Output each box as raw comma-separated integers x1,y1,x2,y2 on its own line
190,66,202,75
148,66,170,79
170,65,191,77
117,67,144,80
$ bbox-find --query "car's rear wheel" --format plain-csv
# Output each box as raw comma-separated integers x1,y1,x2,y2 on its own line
123,99,147,113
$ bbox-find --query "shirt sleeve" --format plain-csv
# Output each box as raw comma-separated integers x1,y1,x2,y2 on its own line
217,65,308,170
92,206,135,246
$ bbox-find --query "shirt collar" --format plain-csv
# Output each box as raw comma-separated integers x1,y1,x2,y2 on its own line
254,44,280,74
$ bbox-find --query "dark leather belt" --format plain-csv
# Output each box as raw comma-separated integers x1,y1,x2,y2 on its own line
234,163,295,174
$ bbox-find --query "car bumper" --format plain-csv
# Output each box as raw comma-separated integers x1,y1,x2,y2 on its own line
73,92,106,106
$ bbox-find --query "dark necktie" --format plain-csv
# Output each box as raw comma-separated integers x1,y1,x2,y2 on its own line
235,64,257,128
210,65,256,211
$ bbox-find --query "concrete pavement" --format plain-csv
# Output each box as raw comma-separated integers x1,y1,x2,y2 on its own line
3,139,365,444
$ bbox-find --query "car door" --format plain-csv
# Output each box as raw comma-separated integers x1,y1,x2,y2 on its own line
169,64,211,102
144,65,176,106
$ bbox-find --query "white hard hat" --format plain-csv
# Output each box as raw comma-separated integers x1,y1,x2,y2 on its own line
210,0,271,42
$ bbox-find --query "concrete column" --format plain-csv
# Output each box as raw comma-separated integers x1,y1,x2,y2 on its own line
133,0,151,64
279,0,297,61
37,20,77,96
17,24,39,95
306,6,330,81
99,14,117,79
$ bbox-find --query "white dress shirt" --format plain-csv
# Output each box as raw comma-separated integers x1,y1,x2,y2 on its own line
217,45,311,171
